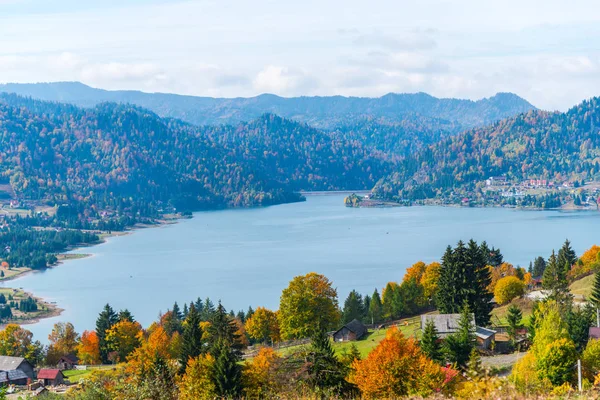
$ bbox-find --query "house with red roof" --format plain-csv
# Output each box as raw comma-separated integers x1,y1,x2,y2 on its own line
37,369,64,386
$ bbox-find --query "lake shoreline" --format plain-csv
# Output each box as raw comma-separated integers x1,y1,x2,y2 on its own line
0,217,183,328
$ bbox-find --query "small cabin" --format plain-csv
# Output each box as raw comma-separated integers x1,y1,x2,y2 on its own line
37,369,65,386
332,319,367,342
57,354,79,371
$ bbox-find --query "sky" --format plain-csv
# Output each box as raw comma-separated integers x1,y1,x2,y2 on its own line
1,0,600,110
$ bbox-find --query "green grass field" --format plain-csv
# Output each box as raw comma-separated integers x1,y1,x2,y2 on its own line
570,273,595,297
63,369,92,380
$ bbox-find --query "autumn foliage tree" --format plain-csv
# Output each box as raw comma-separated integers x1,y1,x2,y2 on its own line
351,327,454,398
179,354,217,400
494,276,526,305
242,347,280,398
77,330,101,365
244,307,280,344
278,273,340,340
0,324,43,365
105,320,142,363
46,322,80,365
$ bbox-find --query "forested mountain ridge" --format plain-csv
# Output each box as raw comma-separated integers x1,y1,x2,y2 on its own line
0,82,536,130
0,94,395,218
373,97,600,201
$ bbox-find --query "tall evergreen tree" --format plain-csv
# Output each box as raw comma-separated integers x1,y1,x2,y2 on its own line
443,302,475,369
590,273,600,307
307,329,352,396
436,245,461,314
368,289,383,324
506,304,522,348
245,306,255,321
179,303,204,372
96,304,118,364
202,298,215,321
212,339,242,399
557,239,577,274
542,250,571,304
172,302,182,320
182,303,189,318
208,302,241,355
118,309,134,322
363,294,371,316
532,256,547,277
420,319,442,363
472,240,493,326
194,297,204,315
342,290,366,323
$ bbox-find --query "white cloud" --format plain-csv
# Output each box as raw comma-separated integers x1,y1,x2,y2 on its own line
253,66,318,96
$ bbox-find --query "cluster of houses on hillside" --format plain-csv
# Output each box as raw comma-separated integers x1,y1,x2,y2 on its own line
0,354,78,396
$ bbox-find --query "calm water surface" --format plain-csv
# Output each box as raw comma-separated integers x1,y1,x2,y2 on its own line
4,195,600,341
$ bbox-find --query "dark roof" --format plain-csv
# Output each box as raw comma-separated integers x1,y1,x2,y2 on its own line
59,354,79,363
0,356,26,371
589,327,600,339
0,369,29,383
334,319,367,338
37,369,63,380
34,386,48,396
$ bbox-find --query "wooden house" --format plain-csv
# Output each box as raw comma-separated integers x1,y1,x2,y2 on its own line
57,354,79,370
37,369,65,386
421,314,496,350
0,356,34,385
332,319,367,342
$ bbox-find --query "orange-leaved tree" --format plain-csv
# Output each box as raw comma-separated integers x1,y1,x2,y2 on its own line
403,261,427,284
242,347,280,398
350,327,455,398
77,330,101,365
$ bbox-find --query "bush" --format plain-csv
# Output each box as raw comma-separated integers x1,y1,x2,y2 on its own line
537,338,578,386
494,276,525,305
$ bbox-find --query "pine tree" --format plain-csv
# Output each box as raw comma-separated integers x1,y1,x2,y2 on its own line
182,303,189,318
194,297,204,315
542,250,571,305
180,303,204,372
368,289,383,324
202,298,215,321
506,304,522,348
420,319,442,363
245,306,254,321
590,273,600,307
471,240,493,326
212,339,242,398
557,239,577,274
532,256,547,277
172,302,183,320
307,329,351,395
118,309,134,322
342,290,366,323
436,245,461,314
96,304,118,364
208,302,241,355
443,302,475,369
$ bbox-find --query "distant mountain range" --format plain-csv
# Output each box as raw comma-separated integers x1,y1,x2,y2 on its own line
0,82,536,130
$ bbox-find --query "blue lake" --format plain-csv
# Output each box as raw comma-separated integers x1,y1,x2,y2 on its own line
3,194,600,342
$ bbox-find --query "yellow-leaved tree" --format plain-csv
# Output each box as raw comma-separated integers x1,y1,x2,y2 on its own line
494,276,526,305
278,272,340,340
179,354,217,400
245,307,280,344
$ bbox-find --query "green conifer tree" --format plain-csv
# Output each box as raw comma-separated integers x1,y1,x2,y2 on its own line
466,348,482,380
179,303,204,373
506,304,522,349
368,289,383,324
212,339,242,398
96,304,118,364
443,302,475,369
420,319,442,363
557,239,577,274
342,290,366,323
307,329,352,396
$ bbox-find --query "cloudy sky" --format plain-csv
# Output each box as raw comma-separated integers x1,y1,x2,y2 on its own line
1,0,599,110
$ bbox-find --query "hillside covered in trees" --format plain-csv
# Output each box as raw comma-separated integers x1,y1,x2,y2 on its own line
0,94,397,218
0,82,535,130
374,97,600,202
